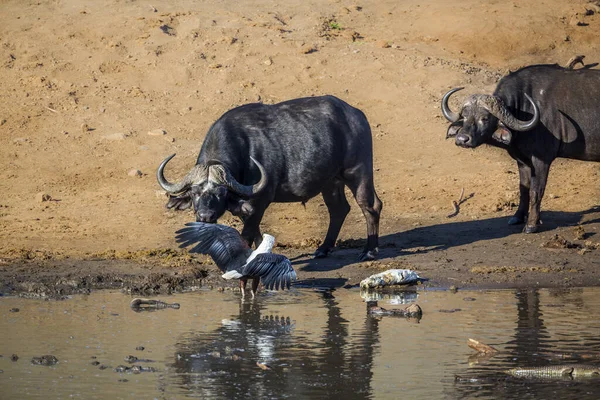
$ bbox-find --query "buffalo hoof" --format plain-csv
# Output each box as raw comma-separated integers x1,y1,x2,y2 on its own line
359,250,377,262
313,249,329,259
523,224,539,234
508,216,525,225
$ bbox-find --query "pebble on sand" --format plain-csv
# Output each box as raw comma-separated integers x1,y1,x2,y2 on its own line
35,193,52,202
147,129,167,136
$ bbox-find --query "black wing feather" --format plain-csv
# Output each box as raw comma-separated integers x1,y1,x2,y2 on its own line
175,222,250,272
243,253,297,290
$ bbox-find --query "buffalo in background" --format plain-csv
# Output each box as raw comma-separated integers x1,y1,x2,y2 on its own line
442,63,600,233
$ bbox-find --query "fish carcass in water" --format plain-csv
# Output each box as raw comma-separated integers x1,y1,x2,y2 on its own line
360,269,420,289
506,364,600,379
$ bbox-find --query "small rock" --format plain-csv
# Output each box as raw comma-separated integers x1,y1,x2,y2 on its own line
128,169,142,178
574,225,586,240
210,351,221,358
35,193,52,202
164,136,175,143
264,58,273,66
11,354,18,362
209,63,222,69
91,361,100,366
124,355,138,363
147,129,166,136
300,45,317,54
135,346,145,351
377,40,391,48
103,133,128,141
9,307,19,312
81,123,91,133
114,365,129,373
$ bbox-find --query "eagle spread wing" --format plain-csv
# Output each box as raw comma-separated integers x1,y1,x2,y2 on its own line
243,253,296,290
175,222,249,272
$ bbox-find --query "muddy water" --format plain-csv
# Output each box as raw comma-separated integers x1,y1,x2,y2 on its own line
1,287,600,399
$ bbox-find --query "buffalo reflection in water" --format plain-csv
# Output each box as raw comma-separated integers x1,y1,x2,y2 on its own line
170,290,381,399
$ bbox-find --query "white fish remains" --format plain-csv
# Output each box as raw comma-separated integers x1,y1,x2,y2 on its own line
360,269,420,289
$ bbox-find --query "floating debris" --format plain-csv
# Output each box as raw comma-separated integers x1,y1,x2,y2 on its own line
256,362,272,371
115,364,156,374
468,338,499,354
130,298,180,312
31,355,58,366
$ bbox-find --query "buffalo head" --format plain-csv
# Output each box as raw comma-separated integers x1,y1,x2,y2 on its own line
156,154,267,223
441,87,540,147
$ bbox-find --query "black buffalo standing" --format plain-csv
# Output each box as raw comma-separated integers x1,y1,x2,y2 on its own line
157,95,382,260
442,64,600,233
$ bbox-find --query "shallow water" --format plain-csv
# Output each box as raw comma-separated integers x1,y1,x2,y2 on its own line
1,287,600,399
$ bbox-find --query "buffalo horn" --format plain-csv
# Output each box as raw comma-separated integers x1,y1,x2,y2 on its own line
156,154,209,194
209,157,268,198
479,94,539,132
441,87,464,123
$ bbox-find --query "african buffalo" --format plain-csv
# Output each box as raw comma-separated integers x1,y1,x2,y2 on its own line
157,95,382,260
442,63,600,233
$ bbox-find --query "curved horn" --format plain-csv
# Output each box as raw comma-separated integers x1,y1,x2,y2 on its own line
479,93,539,132
156,154,208,194
209,157,268,198
441,87,464,123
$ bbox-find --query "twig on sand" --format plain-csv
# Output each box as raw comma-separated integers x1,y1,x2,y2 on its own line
44,106,58,113
447,188,465,218
566,55,585,70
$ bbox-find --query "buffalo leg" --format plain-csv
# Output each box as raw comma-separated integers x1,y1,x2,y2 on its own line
240,205,267,248
314,183,351,258
509,160,531,225
524,158,551,233
346,173,383,261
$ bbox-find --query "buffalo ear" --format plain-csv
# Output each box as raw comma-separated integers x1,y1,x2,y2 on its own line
166,194,192,211
446,122,462,138
492,123,512,145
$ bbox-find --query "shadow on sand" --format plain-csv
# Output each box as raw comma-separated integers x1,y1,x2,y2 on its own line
295,206,600,273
